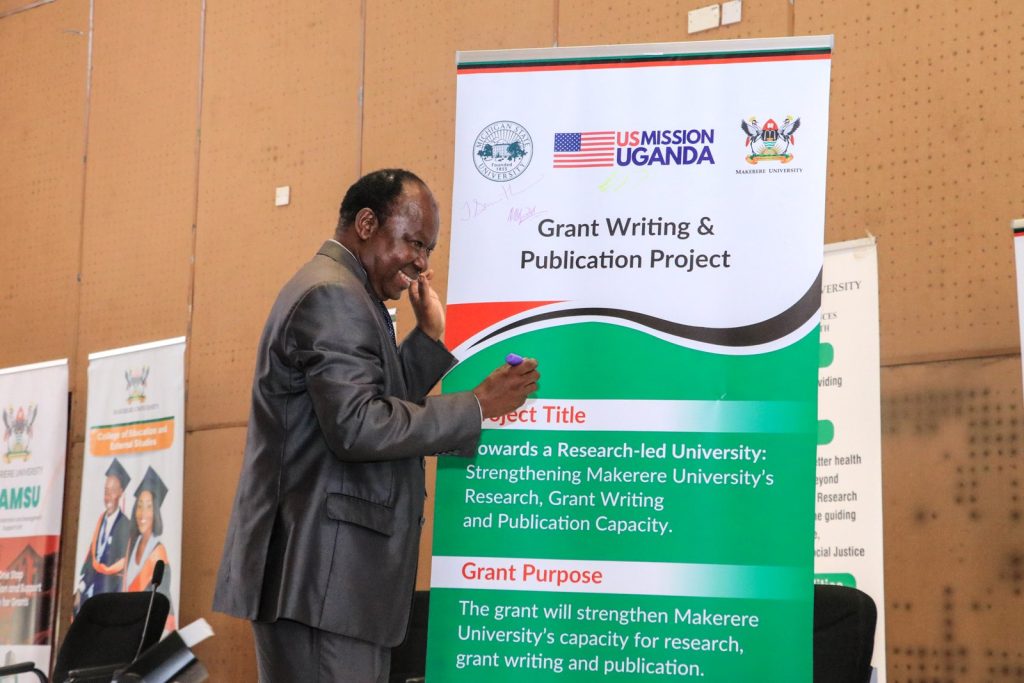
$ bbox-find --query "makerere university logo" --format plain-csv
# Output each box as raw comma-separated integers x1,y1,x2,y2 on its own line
3,404,37,463
125,366,150,404
740,115,801,164
473,121,533,182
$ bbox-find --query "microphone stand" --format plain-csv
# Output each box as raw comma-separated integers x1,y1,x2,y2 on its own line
133,560,166,661
110,559,205,682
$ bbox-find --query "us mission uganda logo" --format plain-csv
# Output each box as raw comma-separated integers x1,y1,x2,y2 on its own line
553,129,715,169
740,115,800,164
474,121,533,182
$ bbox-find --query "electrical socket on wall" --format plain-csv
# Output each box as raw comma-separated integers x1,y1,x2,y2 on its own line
687,4,720,33
275,186,290,207
721,0,742,25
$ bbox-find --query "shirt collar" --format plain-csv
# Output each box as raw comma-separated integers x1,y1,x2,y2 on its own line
325,239,380,301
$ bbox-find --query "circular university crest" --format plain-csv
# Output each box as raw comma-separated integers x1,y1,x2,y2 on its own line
473,121,532,182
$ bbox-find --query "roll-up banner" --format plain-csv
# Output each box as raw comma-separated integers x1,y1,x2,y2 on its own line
0,359,68,678
817,237,886,680
431,36,833,681
73,338,184,634
1014,219,1024,398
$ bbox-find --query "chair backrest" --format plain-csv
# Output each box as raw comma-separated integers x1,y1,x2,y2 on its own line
53,591,169,683
813,584,877,683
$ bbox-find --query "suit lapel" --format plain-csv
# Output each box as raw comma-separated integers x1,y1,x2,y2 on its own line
316,241,404,390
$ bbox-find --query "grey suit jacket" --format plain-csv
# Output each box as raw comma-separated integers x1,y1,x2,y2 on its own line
213,241,481,646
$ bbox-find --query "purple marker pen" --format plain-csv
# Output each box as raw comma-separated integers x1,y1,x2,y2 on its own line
505,353,524,366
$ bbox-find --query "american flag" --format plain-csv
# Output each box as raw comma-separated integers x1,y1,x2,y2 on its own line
553,131,616,168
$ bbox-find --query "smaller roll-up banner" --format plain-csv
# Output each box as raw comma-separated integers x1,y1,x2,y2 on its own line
817,237,886,681
73,337,185,634
0,359,68,678
1013,219,1024,400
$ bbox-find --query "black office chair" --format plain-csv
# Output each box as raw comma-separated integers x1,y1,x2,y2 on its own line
0,590,169,683
813,584,877,683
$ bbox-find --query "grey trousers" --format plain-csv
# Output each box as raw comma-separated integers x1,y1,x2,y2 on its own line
252,618,390,683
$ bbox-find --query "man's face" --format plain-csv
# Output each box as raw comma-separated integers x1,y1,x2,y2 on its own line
103,475,122,515
360,182,439,301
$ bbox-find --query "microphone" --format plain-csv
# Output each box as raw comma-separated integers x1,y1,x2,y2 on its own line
133,560,166,661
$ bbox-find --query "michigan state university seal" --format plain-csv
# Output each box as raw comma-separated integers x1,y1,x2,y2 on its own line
473,121,532,182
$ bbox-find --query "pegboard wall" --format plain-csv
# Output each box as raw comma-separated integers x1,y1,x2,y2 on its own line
0,1,88,368
882,356,1024,682
2,0,1022,679
71,0,202,443
798,0,1024,364
186,0,365,429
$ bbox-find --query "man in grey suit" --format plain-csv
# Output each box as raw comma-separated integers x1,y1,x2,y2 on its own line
213,169,538,682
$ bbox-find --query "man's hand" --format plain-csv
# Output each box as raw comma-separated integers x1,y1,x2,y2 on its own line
409,270,444,341
473,358,540,418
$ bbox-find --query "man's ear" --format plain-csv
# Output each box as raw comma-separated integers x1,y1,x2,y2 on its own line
353,207,378,240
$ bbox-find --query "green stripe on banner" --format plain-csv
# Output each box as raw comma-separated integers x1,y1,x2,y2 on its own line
814,573,857,588
818,342,834,368
457,47,832,70
445,322,821,402
817,420,835,445
89,415,176,430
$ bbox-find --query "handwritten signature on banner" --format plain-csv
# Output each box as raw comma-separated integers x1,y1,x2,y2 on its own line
460,176,547,225
598,168,652,193
460,169,654,224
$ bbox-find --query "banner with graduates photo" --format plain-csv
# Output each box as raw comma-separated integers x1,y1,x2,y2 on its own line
430,36,833,681
0,359,68,678
72,338,184,634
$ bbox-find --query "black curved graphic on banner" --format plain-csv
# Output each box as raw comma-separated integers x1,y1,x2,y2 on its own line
469,269,823,349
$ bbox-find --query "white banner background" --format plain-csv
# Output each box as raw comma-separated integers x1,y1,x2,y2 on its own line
817,238,886,680
449,48,830,336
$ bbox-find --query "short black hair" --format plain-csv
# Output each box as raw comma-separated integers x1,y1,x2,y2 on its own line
336,168,425,235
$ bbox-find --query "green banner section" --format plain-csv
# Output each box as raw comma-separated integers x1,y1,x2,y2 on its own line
426,589,811,681
432,322,818,680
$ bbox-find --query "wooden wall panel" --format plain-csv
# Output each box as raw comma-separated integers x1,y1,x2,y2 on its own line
0,0,54,16
0,1,87,367
882,355,1024,681
797,1,1024,365
180,427,256,681
71,0,201,440
187,0,364,430
361,0,555,342
558,0,790,46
